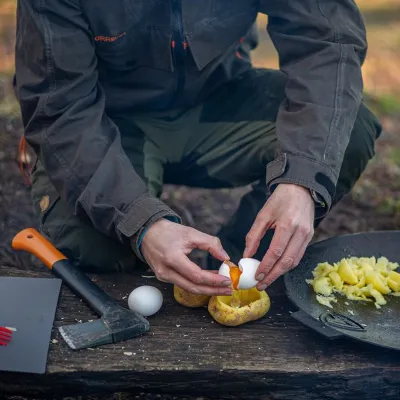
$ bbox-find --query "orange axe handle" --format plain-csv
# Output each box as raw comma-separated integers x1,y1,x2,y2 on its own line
12,228,67,270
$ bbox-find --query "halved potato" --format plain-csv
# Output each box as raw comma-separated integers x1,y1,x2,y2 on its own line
208,288,270,327
173,285,211,308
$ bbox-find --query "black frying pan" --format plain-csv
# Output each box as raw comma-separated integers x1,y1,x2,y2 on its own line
284,230,400,351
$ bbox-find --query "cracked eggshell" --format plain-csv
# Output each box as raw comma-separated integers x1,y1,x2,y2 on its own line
218,258,261,289
218,262,232,279
238,258,260,289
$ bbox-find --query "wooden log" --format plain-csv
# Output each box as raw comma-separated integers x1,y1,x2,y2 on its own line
0,265,399,400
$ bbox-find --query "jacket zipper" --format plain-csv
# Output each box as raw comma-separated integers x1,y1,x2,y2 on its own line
171,0,186,101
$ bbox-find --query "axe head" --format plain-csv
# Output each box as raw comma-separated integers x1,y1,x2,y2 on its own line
59,306,150,350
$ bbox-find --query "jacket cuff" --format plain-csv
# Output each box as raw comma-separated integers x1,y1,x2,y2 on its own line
266,153,337,219
117,193,182,259
135,215,181,262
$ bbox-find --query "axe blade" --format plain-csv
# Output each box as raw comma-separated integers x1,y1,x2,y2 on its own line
59,309,150,350
59,319,112,350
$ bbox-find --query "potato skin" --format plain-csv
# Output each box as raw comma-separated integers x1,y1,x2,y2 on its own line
173,285,211,308
208,289,270,326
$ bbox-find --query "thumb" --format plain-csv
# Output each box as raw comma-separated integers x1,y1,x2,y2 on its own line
191,230,230,262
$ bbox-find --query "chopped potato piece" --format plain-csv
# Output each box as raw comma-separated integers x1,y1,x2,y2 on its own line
388,279,400,292
388,262,399,271
369,287,387,308
329,271,343,291
364,271,391,294
313,277,333,296
377,257,389,267
356,275,366,288
312,262,335,278
388,271,400,285
316,295,337,308
306,255,399,309
359,263,373,274
338,259,358,285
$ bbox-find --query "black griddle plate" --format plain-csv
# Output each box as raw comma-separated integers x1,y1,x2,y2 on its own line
284,231,400,350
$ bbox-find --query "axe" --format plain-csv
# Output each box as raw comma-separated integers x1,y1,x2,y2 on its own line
12,228,150,350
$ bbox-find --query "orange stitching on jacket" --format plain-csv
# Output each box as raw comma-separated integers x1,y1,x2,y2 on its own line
95,32,126,43
18,135,33,186
171,40,188,50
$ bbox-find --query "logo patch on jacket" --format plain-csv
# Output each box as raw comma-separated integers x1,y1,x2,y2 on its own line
94,32,126,43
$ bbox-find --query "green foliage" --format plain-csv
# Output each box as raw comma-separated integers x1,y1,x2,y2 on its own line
377,196,400,215
0,95,20,117
389,149,400,167
364,92,400,117
376,94,400,115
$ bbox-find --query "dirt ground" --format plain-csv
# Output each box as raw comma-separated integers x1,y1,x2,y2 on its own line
1,0,400,399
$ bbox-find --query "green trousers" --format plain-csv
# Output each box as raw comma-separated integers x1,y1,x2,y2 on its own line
31,68,382,272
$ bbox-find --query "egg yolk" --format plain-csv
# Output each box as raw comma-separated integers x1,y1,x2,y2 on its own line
225,260,242,290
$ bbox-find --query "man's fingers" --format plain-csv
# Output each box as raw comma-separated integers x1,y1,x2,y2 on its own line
169,253,233,288
293,239,311,267
255,224,294,281
257,225,312,289
161,268,233,296
243,208,272,258
190,230,229,262
291,224,314,267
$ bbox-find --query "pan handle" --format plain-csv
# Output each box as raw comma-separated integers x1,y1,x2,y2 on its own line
291,310,343,340
12,228,67,270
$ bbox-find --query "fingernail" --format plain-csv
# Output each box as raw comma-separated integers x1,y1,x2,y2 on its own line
222,280,232,286
223,251,230,260
256,273,265,281
258,284,267,291
224,288,233,295
244,247,248,255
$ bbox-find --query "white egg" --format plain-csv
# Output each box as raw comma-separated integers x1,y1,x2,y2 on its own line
237,258,260,289
127,285,163,317
218,258,261,289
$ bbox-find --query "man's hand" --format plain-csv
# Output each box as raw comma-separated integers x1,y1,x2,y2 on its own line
243,183,315,290
140,219,233,296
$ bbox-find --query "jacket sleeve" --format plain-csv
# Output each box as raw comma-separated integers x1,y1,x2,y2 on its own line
14,0,180,251
260,0,367,216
